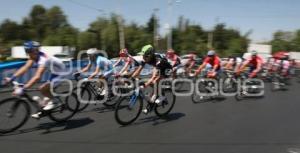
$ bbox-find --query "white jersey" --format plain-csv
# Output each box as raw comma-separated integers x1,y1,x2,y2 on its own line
35,52,66,75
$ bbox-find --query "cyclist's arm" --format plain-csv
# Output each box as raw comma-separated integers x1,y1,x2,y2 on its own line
113,58,121,67
24,66,46,89
171,60,177,67
145,68,158,87
213,64,219,72
120,61,130,74
12,60,34,78
88,66,101,80
187,60,195,69
79,63,92,73
195,63,206,76
212,58,221,72
254,62,262,73
225,61,232,70
132,65,143,78
238,60,249,72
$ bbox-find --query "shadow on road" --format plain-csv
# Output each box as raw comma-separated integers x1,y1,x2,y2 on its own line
79,106,115,114
120,112,186,127
192,96,227,104
0,117,94,137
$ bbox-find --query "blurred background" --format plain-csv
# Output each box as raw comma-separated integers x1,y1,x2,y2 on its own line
0,0,300,61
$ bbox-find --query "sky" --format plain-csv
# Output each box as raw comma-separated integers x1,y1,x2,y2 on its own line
0,0,300,42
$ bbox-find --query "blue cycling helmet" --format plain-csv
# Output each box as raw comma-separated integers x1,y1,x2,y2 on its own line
24,41,40,52
207,50,215,56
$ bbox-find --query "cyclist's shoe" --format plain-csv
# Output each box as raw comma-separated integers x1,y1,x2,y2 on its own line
155,96,166,104
43,101,61,111
100,89,106,96
31,112,43,119
142,103,155,114
142,108,149,114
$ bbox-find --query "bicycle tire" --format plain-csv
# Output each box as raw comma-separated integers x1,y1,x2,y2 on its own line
73,87,91,112
48,92,79,123
154,89,176,117
0,98,30,134
114,96,143,126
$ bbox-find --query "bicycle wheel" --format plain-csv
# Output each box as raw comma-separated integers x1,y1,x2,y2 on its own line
222,77,237,93
102,88,121,107
48,92,79,123
271,78,280,92
114,96,143,126
0,98,30,133
154,89,176,117
174,78,185,92
191,81,212,103
73,87,91,112
235,91,245,101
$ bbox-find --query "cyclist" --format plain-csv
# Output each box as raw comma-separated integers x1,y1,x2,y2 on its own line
75,48,114,95
166,49,182,77
184,51,197,74
5,41,67,118
276,53,291,77
132,44,172,113
192,50,221,78
225,56,243,72
237,50,263,78
113,48,140,77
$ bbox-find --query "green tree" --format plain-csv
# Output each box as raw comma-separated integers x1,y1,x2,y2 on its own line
45,6,68,32
77,32,97,50
270,31,293,52
29,5,47,41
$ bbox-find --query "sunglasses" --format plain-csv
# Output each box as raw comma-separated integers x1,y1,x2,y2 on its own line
25,48,34,53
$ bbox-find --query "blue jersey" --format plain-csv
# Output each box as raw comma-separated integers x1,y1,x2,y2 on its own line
89,56,113,72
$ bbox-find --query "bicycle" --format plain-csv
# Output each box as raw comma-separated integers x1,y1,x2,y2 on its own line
0,81,79,134
72,74,129,111
191,71,219,103
234,72,264,101
221,69,238,93
114,79,176,126
270,72,288,91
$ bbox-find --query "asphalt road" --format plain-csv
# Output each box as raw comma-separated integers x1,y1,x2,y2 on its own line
1,80,300,153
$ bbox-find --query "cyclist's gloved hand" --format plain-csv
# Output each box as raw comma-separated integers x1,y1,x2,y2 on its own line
82,78,89,81
4,76,15,85
249,71,257,78
114,72,121,78
189,73,195,77
139,82,145,89
13,86,24,96
207,71,216,78
73,72,81,78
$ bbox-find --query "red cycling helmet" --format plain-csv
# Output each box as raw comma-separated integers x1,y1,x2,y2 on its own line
119,48,128,57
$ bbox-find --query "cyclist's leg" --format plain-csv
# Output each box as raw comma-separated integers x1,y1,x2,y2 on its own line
41,74,64,110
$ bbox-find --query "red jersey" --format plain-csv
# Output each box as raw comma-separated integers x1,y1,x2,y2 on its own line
246,56,263,67
203,55,221,70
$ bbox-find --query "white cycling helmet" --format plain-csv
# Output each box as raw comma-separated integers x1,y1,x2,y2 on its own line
207,50,215,56
86,48,99,55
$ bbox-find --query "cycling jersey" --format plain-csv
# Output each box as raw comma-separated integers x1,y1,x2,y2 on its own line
141,56,172,77
89,56,114,78
34,52,67,86
227,57,243,71
35,52,66,76
246,56,263,69
122,55,140,67
273,59,290,76
203,55,221,70
167,54,181,67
